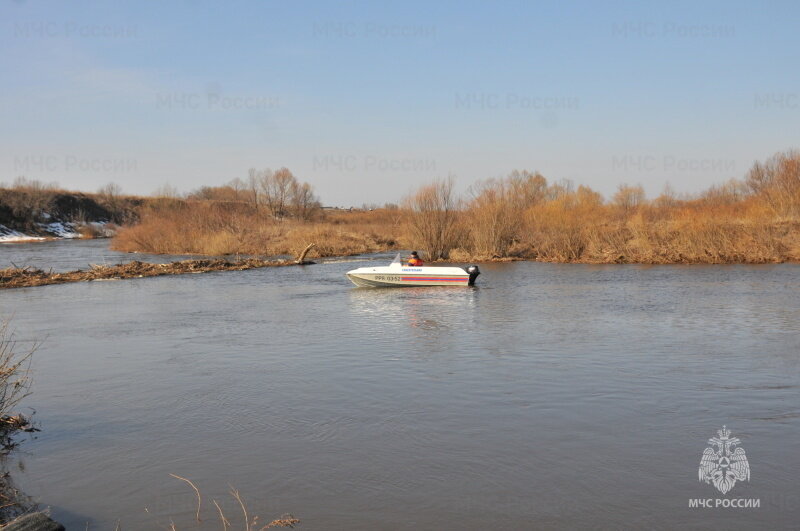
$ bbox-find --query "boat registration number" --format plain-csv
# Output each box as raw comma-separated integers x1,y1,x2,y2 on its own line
374,275,401,281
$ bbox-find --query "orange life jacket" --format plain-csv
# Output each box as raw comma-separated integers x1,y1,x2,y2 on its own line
408,257,424,266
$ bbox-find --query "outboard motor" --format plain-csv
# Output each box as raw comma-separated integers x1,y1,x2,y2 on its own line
466,265,480,286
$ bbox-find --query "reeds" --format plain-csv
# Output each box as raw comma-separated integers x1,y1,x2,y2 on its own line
161,474,299,530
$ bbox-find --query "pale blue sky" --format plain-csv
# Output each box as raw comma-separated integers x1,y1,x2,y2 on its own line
2,0,798,205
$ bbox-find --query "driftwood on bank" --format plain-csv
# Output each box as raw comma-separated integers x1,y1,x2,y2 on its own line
295,243,316,264
0,258,298,290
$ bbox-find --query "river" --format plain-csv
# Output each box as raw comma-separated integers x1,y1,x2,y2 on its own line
1,240,799,529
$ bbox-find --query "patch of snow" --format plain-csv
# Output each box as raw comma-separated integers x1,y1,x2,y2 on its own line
41,221,81,239
0,225,46,243
1,219,117,243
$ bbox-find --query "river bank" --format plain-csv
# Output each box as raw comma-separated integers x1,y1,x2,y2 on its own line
0,257,299,289
0,182,142,243
3,233,799,292
114,213,800,265
0,221,114,243
108,150,800,265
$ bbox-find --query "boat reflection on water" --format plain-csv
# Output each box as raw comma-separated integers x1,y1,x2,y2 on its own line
347,285,480,345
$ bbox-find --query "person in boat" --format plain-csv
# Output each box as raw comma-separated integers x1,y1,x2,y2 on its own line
407,251,424,266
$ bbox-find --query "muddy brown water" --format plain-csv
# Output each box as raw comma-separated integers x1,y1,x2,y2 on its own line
1,240,799,529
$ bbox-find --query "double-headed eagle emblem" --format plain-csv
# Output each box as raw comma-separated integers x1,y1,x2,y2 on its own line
698,426,750,494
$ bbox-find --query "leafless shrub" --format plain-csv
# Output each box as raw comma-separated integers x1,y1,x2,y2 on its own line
0,320,36,452
290,180,320,221
405,177,463,260
97,182,125,221
0,320,37,523
98,182,123,202
524,185,605,261
701,178,750,206
746,149,800,216
1,178,59,227
0,322,34,423
467,177,523,257
545,178,575,201
613,183,646,215
508,169,548,206
653,182,679,209
187,185,242,202
244,168,320,220
0,468,35,524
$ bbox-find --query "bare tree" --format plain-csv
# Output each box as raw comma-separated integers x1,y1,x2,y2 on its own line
653,182,678,209
545,179,575,201
240,167,322,219
290,181,320,220
406,177,462,260
228,177,247,202
261,167,295,219
702,178,750,206
613,183,646,214
468,177,523,257
508,170,548,208
246,168,263,210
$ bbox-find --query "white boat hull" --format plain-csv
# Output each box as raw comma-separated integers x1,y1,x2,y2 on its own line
346,258,480,288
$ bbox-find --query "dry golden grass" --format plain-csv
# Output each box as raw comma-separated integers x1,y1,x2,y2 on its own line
507,195,799,264
450,150,800,264
0,178,145,230
112,149,800,264
113,201,404,258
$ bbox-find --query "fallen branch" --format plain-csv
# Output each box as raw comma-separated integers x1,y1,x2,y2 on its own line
295,243,316,265
0,258,298,290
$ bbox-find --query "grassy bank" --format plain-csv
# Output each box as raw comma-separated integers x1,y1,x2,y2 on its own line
0,178,144,241
111,150,800,264
112,199,403,257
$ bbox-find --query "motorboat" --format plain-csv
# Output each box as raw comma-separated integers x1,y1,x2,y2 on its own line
346,254,480,288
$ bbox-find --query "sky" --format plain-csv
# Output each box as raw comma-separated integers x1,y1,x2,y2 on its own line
1,0,798,206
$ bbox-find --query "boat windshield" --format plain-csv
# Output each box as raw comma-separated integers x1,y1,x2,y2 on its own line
390,253,402,266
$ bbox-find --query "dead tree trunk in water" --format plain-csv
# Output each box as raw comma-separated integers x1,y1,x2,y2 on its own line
296,243,316,264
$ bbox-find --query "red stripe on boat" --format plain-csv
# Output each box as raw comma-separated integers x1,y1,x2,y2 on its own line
400,277,467,281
